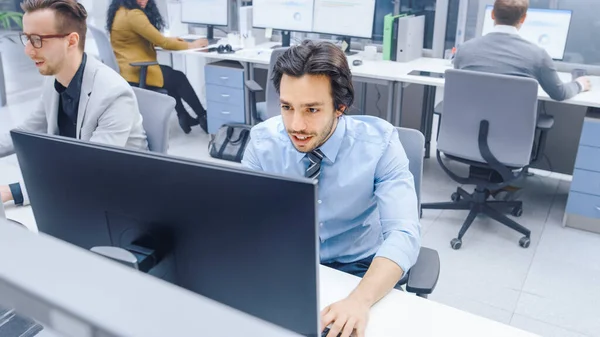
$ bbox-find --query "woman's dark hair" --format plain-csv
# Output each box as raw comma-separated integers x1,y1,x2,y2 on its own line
271,40,354,112
106,0,165,33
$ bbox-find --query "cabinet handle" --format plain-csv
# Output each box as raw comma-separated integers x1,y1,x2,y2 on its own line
221,94,230,98
220,76,229,80
221,111,231,115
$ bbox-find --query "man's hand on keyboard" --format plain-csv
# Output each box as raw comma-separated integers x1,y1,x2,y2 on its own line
320,296,369,337
0,185,13,203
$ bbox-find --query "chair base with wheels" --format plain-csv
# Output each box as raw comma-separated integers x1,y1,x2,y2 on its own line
427,185,530,250
422,120,532,250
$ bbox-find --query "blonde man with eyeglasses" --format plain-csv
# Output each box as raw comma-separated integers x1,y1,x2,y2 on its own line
0,0,148,207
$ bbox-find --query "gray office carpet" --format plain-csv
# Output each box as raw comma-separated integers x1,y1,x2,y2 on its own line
0,307,43,337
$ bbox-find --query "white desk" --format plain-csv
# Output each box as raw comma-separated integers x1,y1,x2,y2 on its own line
3,205,537,337
159,43,406,123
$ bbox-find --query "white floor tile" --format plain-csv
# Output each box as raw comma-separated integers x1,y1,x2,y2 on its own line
510,314,591,337
515,292,600,337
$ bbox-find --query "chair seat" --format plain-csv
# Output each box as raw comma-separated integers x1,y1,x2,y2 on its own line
442,152,522,171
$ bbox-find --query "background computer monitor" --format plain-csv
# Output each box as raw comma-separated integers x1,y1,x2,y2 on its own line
11,131,321,337
311,0,377,52
252,0,315,46
481,5,572,60
180,0,229,40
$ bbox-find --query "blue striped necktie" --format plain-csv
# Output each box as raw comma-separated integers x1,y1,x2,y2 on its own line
306,149,324,179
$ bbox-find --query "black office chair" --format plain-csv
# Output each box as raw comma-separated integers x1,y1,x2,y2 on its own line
422,69,540,250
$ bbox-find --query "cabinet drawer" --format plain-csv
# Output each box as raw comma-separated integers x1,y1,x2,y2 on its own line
574,146,600,172
206,85,245,107
566,192,600,220
580,119,600,147
571,169,600,196
205,65,244,89
207,102,245,134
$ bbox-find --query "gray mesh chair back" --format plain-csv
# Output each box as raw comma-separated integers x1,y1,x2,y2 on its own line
437,69,538,167
396,127,425,209
256,47,289,121
88,25,120,73
265,47,288,119
133,87,175,153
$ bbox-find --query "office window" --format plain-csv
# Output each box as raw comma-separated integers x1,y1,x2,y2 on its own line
399,0,437,49
558,0,600,65
372,0,395,42
444,0,460,51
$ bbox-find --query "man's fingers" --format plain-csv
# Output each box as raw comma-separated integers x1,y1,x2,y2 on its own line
327,316,347,337
356,321,367,337
340,317,357,337
320,309,336,332
320,305,331,317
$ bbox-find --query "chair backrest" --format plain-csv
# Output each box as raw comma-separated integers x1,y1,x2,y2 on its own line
396,127,425,210
438,69,538,167
88,25,120,73
263,47,289,120
132,87,176,153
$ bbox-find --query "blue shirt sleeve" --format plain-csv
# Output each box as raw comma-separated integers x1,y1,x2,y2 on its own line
241,135,263,171
373,129,422,274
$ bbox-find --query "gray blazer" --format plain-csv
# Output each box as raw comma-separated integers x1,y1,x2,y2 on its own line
0,56,148,204
454,32,581,101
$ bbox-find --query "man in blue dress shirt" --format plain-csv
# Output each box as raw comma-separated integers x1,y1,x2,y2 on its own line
242,40,421,337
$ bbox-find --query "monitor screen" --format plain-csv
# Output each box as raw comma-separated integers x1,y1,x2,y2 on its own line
252,0,315,32
482,6,572,60
180,0,228,26
312,0,376,38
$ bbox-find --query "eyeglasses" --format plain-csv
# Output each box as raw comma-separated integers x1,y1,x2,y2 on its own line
19,33,70,49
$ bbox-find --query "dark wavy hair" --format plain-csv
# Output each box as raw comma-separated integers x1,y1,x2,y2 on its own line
106,0,165,33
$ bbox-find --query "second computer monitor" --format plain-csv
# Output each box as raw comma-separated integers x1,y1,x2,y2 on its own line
482,6,572,60
312,0,377,39
180,0,228,39
252,0,315,33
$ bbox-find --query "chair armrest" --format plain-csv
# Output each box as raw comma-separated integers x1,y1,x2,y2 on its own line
130,61,159,67
536,114,554,130
245,80,263,93
405,247,440,296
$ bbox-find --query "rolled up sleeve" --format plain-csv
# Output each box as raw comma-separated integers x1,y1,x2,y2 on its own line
373,129,421,273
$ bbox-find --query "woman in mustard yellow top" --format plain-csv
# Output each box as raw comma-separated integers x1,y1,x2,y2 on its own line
107,0,208,133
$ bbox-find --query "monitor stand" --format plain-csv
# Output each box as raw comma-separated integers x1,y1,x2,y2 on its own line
341,36,358,56
206,25,219,45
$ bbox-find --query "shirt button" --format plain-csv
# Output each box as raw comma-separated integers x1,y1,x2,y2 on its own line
319,223,323,227
318,200,322,204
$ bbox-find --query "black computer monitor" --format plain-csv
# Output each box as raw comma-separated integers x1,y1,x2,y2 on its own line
10,130,321,337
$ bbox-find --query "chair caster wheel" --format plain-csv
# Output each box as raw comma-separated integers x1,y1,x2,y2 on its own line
450,238,462,250
519,236,530,248
511,206,523,217
451,192,461,202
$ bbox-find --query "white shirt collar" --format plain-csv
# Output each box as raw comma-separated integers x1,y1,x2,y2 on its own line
492,25,520,35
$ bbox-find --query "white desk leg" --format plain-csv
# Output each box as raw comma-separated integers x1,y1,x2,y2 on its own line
360,83,367,115
386,81,395,124
393,82,405,127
